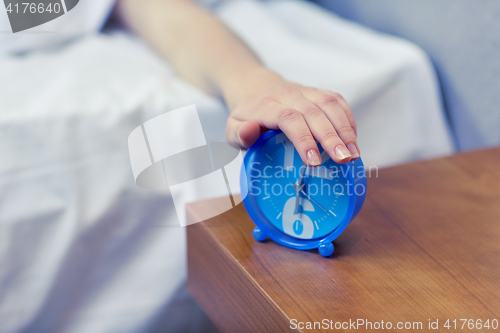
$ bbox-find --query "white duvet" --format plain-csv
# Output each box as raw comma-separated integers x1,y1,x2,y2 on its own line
0,1,453,332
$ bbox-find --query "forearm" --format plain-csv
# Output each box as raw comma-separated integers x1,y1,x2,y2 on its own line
118,0,273,108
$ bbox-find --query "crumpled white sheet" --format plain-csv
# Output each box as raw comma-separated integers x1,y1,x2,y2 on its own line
0,33,224,333
0,0,454,332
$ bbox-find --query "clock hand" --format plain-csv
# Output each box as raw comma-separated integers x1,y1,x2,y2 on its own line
301,189,329,214
294,164,307,215
289,181,329,214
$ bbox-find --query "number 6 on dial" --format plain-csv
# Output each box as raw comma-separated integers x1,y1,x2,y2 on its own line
282,197,315,239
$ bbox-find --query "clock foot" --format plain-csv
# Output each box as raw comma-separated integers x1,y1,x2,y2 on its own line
253,227,267,242
318,242,334,257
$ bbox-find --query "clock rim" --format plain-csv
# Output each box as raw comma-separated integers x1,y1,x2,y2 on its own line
240,129,360,251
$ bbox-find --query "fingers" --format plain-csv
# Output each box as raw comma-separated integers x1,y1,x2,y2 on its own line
277,109,322,167
228,112,321,167
259,107,321,167
304,90,360,161
291,99,352,164
226,117,261,149
328,91,358,137
226,87,359,167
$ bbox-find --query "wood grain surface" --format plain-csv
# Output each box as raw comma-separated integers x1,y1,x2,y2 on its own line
187,147,500,332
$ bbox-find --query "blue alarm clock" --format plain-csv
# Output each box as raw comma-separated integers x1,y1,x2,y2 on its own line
240,130,366,257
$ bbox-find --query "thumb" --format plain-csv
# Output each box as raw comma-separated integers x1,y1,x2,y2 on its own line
226,116,261,149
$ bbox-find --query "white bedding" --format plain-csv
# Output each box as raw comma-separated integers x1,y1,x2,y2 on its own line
0,1,453,332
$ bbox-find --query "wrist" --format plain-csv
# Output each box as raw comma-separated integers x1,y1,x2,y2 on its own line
217,65,285,110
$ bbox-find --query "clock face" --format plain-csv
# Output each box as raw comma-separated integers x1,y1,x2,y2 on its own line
247,132,350,240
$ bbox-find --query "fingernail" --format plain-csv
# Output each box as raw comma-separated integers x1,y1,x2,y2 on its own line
335,145,351,160
307,150,322,166
347,143,359,159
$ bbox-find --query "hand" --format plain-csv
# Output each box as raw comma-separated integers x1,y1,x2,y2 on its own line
225,68,360,166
